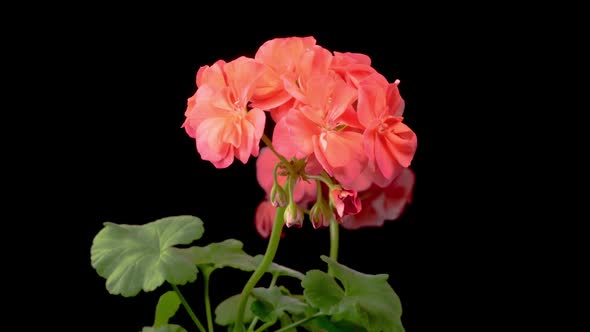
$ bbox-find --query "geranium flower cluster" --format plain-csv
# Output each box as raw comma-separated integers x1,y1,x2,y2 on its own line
183,36,417,236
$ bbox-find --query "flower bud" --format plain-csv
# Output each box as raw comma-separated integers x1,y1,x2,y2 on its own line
284,202,303,228
330,187,362,218
309,201,332,229
270,182,288,207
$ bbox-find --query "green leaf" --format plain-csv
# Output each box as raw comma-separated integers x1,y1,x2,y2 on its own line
215,294,255,326
91,215,204,297
301,270,344,313
182,239,257,272
252,255,305,280
301,256,404,332
141,324,187,332
250,286,308,323
154,291,181,327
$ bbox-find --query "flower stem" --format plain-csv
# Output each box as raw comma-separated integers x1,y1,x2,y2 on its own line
235,206,285,331
171,284,207,332
329,217,339,276
274,313,325,332
261,134,294,173
203,270,214,332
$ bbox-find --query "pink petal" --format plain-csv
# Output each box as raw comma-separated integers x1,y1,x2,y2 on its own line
255,200,278,239
235,119,254,164
271,116,298,159
374,134,397,180
196,60,227,88
322,131,363,168
196,125,234,169
269,99,296,123
357,74,389,127
388,121,418,167
387,80,405,117
363,128,378,171
326,77,358,123
337,105,364,129
224,57,265,107
281,72,308,103
284,108,321,158
250,89,292,111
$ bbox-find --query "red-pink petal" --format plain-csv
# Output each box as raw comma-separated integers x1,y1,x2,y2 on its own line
387,80,405,117
196,60,227,88
255,200,277,239
284,108,321,158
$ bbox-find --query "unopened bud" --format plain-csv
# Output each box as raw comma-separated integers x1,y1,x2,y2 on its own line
270,183,288,207
284,202,303,228
309,201,331,229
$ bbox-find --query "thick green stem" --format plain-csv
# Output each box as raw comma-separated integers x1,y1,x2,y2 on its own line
274,313,325,332
329,218,339,276
235,206,285,331
203,270,214,332
171,284,207,332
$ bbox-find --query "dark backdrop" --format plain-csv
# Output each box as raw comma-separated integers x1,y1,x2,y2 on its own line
34,9,485,332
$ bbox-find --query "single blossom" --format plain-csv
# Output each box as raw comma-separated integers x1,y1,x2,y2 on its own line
251,36,317,112
341,167,415,229
183,57,267,168
330,188,362,218
357,73,417,186
330,51,377,88
272,74,367,190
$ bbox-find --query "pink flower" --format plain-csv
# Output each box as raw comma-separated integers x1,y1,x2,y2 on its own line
272,74,368,189
330,188,362,218
255,147,317,206
330,51,377,88
357,74,417,186
251,36,317,111
341,167,415,229
183,57,266,168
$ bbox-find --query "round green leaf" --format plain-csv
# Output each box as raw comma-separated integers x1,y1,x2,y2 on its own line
302,256,405,332
302,270,345,313
91,215,204,297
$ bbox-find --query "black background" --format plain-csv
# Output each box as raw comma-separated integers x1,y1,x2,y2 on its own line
21,6,502,332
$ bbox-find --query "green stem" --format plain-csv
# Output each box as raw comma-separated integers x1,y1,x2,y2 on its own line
305,173,334,187
261,134,294,173
269,273,279,287
329,217,339,276
171,284,207,332
246,317,258,332
203,270,214,332
274,313,325,332
253,321,275,332
235,206,285,331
